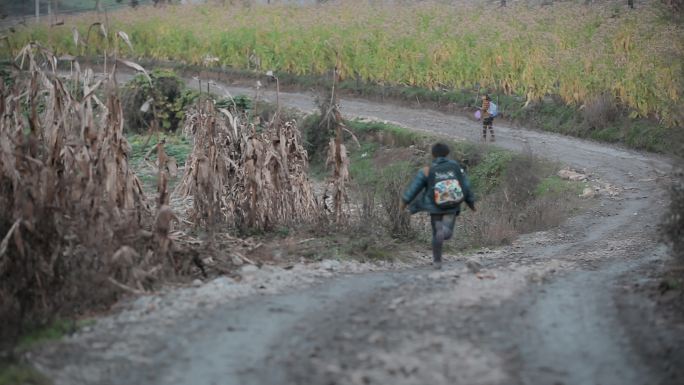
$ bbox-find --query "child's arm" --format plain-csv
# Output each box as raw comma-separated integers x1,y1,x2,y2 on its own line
459,170,477,211
401,169,429,208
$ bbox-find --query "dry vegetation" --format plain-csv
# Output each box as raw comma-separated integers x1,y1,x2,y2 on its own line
174,100,318,230
0,44,166,341
0,44,327,344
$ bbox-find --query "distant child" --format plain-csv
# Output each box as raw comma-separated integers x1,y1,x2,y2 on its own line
400,143,476,269
481,95,496,142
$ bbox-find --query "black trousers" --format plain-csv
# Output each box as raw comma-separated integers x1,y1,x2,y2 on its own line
482,116,495,140
430,214,456,263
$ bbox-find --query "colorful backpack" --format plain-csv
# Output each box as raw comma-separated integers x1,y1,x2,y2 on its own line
428,162,465,209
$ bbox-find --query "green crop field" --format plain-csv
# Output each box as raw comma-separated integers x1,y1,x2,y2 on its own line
4,0,683,128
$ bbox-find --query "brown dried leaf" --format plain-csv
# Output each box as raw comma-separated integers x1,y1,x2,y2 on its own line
117,59,151,82
116,31,134,52
0,219,21,259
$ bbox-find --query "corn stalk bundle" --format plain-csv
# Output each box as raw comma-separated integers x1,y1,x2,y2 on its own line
0,44,167,333
319,78,352,224
174,100,230,228
324,135,350,223
175,101,317,231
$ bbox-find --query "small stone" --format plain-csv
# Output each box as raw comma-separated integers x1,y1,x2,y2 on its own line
319,259,340,271
388,297,405,310
580,187,596,199
240,264,259,277
324,364,342,375
465,258,483,273
91,341,108,349
367,331,384,344
231,255,244,266
558,168,587,181
192,279,203,287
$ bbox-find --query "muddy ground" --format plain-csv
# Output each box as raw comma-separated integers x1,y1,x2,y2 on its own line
30,78,683,385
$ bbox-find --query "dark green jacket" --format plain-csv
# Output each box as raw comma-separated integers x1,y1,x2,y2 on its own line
402,157,475,215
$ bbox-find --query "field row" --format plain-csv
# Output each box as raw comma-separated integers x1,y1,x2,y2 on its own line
6,0,683,127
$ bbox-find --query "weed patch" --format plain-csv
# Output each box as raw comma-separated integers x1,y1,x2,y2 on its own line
128,133,192,165
0,363,49,385
16,319,95,352
536,176,587,197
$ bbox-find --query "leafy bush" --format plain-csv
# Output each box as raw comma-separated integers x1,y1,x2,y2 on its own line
301,95,341,160
122,69,196,133
469,150,514,193
216,94,252,112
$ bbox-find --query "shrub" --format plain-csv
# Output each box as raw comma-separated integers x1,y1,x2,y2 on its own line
122,69,195,133
582,94,619,131
216,94,252,112
378,162,415,239
469,150,514,193
301,94,339,160
502,152,545,207
663,164,684,264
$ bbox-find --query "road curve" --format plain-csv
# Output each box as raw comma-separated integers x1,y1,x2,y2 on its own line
33,78,680,385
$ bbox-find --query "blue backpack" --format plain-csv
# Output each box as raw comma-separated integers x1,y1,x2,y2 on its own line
488,102,498,117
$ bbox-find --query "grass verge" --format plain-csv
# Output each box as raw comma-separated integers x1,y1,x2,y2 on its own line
0,363,49,385
302,116,590,255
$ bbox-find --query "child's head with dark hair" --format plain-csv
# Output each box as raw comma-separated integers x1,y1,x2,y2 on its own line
431,142,450,158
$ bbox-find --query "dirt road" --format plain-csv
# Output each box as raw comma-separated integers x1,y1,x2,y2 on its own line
32,81,682,385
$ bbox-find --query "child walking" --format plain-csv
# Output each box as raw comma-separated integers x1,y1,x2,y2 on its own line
481,95,495,142
400,143,476,269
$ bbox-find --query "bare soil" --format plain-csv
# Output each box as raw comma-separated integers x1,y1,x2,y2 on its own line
29,77,682,385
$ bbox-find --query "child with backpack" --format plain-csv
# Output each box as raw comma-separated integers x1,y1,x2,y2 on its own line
481,95,497,142
400,143,476,269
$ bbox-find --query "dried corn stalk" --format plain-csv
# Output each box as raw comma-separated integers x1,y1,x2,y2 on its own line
175,101,318,230
0,44,169,331
324,135,350,223
320,71,351,223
